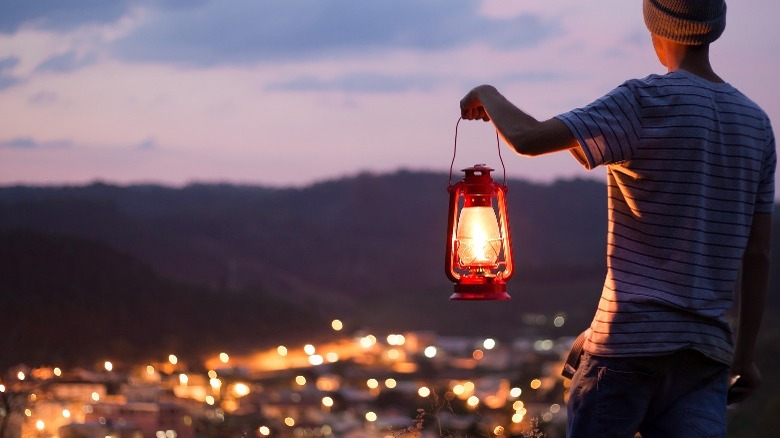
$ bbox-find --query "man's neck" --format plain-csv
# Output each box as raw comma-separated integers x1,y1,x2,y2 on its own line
667,44,725,83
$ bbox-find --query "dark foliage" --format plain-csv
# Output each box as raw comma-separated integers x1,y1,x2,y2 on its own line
0,230,327,368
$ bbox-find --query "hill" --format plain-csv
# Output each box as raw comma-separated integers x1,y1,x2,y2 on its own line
0,172,611,334
0,230,328,369
0,170,777,357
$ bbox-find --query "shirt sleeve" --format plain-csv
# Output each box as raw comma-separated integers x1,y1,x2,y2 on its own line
755,120,776,213
554,82,643,170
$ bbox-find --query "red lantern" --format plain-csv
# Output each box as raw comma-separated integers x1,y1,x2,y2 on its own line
445,164,514,300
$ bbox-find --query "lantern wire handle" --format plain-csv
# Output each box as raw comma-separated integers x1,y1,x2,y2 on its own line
449,117,507,186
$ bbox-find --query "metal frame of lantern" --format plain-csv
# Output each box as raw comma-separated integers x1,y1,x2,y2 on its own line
445,119,514,300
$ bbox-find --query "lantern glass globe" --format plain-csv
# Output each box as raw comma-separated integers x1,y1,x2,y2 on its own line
456,206,501,265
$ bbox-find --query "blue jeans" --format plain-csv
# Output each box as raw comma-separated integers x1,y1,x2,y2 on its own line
567,349,729,438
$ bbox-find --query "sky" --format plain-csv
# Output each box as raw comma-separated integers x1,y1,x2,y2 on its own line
1,0,778,193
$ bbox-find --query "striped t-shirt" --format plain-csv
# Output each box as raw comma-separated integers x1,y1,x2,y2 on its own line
556,69,776,365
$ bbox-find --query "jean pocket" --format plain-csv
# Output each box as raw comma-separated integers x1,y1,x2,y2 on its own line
595,364,654,429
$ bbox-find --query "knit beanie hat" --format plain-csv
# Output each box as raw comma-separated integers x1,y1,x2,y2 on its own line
643,0,727,45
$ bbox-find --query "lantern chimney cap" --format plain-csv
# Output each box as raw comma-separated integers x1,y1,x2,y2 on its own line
461,164,495,181
462,163,493,171
461,164,494,176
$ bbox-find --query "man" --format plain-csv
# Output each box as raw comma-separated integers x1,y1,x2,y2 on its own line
460,1,775,436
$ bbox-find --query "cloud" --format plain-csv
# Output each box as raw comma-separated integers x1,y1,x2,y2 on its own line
35,51,97,73
0,76,19,90
0,56,19,71
28,91,59,105
111,0,558,66
267,72,439,94
0,56,20,90
135,137,157,150
0,0,133,34
0,137,72,149
1,1,559,71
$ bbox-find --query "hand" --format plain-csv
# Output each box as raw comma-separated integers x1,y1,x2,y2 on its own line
728,362,761,405
460,85,493,121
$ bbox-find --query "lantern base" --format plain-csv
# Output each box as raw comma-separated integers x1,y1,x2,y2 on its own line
450,282,510,301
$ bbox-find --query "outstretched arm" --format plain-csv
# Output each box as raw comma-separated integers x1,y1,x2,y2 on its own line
460,84,579,156
730,212,773,403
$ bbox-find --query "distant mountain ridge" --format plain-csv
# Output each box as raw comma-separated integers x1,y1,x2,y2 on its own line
0,171,608,287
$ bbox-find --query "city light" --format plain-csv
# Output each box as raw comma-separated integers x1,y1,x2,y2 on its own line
233,383,250,397
36,420,44,430
277,345,288,356
0,384,4,392
309,354,324,366
331,319,343,331
53,367,61,377
8,326,576,437
533,340,554,351
554,315,566,327
168,354,178,365
359,335,377,349
386,334,406,346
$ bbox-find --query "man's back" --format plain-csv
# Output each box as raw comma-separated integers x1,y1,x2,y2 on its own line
558,68,776,365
